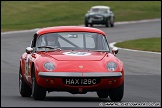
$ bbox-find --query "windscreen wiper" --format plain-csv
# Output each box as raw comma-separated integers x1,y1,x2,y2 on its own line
37,46,56,49
37,46,62,52
91,50,109,52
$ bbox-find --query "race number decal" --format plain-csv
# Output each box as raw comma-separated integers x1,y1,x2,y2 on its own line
25,54,31,80
63,52,91,56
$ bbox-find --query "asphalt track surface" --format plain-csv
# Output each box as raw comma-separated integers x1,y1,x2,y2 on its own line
1,19,161,107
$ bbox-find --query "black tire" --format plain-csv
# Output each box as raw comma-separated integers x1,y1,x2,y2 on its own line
109,82,124,101
97,91,109,98
90,23,93,27
110,17,114,27
32,66,46,100
85,21,88,27
85,18,88,27
105,18,110,27
110,22,114,27
19,66,32,97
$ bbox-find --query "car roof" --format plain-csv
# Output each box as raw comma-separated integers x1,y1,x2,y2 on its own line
36,26,106,36
91,6,110,9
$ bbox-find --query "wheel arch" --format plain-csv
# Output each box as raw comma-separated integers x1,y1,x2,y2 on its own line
31,62,40,85
19,60,26,83
31,62,36,78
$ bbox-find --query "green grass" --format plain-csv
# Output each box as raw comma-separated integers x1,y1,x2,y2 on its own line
1,1,161,32
115,37,161,52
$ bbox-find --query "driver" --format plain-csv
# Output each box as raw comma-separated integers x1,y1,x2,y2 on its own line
46,33,60,48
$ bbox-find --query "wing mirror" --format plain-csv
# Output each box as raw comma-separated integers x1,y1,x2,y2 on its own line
26,47,33,54
112,47,118,55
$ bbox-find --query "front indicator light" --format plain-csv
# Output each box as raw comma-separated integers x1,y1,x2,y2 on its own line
108,80,112,84
50,79,54,84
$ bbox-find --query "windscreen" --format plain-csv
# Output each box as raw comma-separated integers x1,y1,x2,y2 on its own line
35,32,110,51
90,8,108,14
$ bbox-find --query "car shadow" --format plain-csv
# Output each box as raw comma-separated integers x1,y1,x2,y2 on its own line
44,96,111,102
85,25,116,29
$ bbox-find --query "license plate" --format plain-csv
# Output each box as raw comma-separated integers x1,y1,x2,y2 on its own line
62,77,100,86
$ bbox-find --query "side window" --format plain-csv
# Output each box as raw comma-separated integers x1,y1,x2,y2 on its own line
35,35,47,47
101,36,109,50
31,33,38,48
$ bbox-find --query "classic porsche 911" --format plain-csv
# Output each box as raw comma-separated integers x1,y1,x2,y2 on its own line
85,6,115,27
19,26,124,101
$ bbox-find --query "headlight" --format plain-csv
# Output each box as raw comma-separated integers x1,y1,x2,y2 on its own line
106,62,117,71
44,62,55,71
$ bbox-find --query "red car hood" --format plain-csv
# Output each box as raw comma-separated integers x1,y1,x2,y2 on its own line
45,51,107,61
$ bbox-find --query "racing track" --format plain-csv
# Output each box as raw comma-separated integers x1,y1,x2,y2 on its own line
1,19,161,107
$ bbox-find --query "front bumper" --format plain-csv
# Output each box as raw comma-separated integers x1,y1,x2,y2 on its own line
87,17,107,24
37,72,124,91
38,72,122,78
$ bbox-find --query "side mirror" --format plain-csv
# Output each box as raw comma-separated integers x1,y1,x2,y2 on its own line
112,47,118,55
26,47,33,54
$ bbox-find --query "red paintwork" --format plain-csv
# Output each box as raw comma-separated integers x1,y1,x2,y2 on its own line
20,26,124,92
37,26,106,36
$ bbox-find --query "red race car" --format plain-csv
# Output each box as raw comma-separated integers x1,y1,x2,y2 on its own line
19,26,124,101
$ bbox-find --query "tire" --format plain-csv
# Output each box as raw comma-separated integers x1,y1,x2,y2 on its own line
85,18,88,27
110,17,114,27
110,22,114,27
90,23,93,27
32,66,46,100
19,66,32,97
97,91,109,98
105,18,110,27
109,82,124,101
85,21,88,27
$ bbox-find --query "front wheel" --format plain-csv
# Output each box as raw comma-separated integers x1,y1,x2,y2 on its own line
110,17,114,27
109,82,124,101
105,18,110,27
19,66,32,97
32,66,46,100
90,23,93,27
85,21,88,27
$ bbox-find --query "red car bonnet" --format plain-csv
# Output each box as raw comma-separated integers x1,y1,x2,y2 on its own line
42,51,108,61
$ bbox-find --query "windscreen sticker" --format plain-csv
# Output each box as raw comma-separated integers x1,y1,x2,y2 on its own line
63,52,91,56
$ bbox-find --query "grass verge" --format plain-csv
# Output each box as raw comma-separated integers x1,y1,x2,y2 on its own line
115,37,161,52
1,1,161,32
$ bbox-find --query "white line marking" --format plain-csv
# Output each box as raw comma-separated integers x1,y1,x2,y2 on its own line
1,28,40,35
1,18,161,55
110,42,161,54
115,18,161,25
1,18,161,35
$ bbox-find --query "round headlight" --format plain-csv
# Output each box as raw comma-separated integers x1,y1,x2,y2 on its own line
44,62,55,71
106,62,117,71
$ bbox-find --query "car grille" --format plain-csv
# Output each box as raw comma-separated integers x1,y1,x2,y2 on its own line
91,16,103,20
